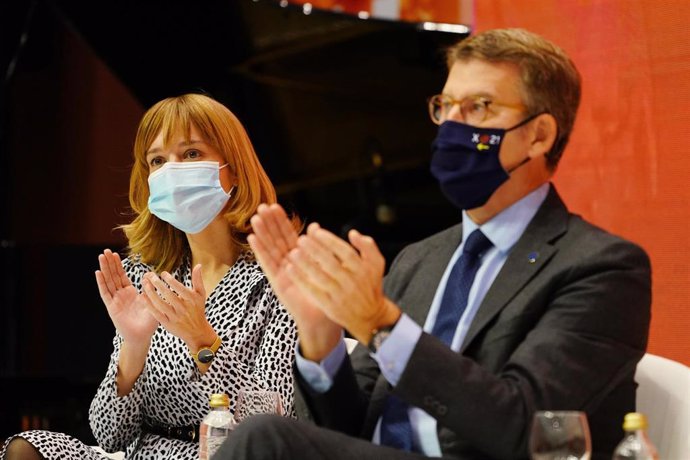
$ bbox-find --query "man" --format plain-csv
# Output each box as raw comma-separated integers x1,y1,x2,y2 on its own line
216,28,651,460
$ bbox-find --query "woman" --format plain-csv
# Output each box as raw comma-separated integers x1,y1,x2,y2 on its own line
1,93,299,459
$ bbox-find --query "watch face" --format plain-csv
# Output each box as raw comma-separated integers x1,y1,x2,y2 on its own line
369,328,392,353
197,348,214,364
374,331,391,349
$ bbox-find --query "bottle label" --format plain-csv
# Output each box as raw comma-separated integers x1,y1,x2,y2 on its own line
199,424,231,460
206,433,227,457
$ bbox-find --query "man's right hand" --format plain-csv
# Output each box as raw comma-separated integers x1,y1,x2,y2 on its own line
248,204,342,361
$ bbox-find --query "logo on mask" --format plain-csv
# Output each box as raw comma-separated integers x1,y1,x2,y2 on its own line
431,114,542,210
471,133,502,152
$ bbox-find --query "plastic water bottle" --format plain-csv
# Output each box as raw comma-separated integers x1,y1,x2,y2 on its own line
612,412,658,460
199,393,235,460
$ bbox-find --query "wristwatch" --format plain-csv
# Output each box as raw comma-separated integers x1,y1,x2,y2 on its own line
367,317,400,354
368,326,394,353
191,335,222,364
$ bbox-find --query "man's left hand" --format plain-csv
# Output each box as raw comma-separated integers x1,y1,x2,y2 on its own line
285,223,401,344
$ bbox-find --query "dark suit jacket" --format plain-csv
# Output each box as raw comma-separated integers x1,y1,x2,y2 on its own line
296,185,651,460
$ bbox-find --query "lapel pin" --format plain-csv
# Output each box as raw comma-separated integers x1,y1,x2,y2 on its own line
528,251,539,264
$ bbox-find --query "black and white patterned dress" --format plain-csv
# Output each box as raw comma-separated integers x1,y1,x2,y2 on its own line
1,251,297,459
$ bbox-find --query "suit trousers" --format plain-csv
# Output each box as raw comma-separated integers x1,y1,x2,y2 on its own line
212,414,434,460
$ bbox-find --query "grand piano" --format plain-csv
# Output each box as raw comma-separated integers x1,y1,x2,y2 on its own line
49,0,469,252
0,0,469,441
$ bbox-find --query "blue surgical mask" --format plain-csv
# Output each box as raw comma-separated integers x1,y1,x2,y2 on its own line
148,161,234,234
430,116,537,210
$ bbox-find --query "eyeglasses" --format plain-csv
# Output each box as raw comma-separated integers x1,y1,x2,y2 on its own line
427,94,526,125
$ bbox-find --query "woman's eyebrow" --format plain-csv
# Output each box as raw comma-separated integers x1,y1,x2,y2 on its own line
146,139,205,155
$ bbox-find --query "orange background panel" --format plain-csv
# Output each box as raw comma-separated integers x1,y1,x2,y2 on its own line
289,0,464,22
289,0,690,366
474,1,690,366
399,0,460,22
8,1,684,437
289,0,373,14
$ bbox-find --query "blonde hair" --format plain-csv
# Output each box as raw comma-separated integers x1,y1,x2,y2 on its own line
120,93,299,273
447,28,581,169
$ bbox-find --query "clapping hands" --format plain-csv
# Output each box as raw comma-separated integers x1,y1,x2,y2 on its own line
248,203,401,355
95,250,213,350
95,249,158,346
141,264,215,351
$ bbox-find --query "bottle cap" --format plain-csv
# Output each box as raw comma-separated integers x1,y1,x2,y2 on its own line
622,412,648,431
209,393,230,408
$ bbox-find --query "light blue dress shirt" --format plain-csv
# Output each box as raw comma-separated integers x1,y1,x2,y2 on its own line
296,183,550,455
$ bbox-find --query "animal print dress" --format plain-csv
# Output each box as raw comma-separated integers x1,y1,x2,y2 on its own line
1,251,297,459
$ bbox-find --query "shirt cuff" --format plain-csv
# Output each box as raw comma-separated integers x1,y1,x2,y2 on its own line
372,314,422,386
294,334,347,393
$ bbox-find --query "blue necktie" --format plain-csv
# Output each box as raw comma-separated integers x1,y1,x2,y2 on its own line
379,229,493,451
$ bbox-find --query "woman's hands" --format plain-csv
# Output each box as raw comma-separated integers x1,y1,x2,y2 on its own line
95,249,158,347
95,250,214,352
95,249,216,391
141,263,215,353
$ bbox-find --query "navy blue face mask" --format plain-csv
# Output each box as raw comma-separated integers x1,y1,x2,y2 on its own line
430,115,539,210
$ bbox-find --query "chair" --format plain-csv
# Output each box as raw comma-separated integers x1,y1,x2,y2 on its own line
634,353,690,459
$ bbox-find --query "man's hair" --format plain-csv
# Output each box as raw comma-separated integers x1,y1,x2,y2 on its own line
121,93,300,273
447,28,581,169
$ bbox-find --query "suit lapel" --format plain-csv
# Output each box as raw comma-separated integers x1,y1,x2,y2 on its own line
460,186,569,353
404,224,463,327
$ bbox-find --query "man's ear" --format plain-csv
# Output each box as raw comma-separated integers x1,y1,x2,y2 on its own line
528,113,558,159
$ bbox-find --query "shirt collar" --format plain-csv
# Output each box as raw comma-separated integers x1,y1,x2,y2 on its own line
461,183,550,254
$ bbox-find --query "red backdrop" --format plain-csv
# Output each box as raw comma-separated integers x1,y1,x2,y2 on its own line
293,0,690,366
474,1,690,366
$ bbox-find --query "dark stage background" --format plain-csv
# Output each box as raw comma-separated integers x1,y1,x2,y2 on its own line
0,0,464,440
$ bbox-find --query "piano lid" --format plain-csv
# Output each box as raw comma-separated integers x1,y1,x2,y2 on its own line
51,0,470,256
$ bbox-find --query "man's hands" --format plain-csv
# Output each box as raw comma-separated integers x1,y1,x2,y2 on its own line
248,204,342,360
288,222,400,344
248,204,401,358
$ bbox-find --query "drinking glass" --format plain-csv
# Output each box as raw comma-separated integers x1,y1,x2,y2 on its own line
529,411,592,460
233,390,285,424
